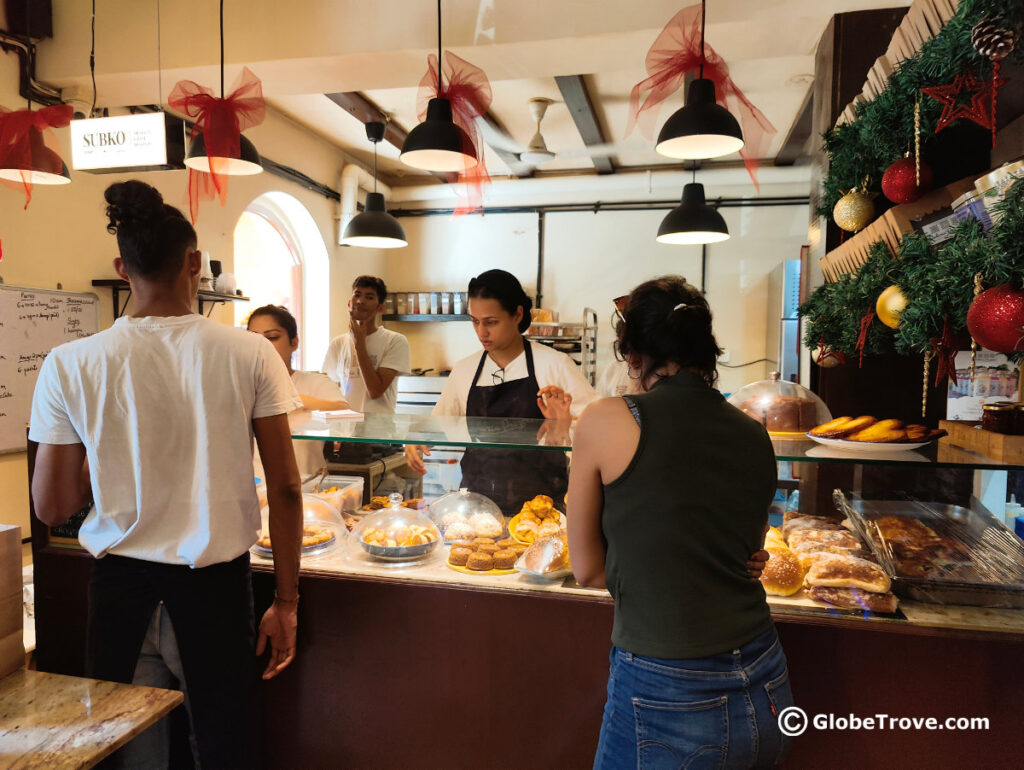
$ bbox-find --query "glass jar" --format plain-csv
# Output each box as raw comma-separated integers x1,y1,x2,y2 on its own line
440,292,452,314
981,402,1016,434
418,292,430,315
429,292,440,314
396,293,408,315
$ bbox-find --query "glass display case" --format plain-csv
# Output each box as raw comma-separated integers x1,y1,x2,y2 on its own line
289,413,1024,632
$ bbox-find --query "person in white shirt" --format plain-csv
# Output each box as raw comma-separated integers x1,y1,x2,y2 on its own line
247,304,349,478
597,295,643,398
29,180,302,769
407,269,597,513
321,276,410,414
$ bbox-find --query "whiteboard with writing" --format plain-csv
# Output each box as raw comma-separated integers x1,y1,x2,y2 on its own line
0,285,100,454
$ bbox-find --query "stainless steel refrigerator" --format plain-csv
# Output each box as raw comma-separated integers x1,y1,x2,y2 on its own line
766,259,802,383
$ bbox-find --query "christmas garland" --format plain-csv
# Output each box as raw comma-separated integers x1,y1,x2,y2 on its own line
818,0,1024,216
802,178,1024,369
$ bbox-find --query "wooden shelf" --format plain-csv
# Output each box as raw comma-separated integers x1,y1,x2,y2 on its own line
382,314,471,322
92,279,250,320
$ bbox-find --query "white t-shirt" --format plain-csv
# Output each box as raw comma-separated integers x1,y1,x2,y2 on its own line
321,327,410,413
254,370,344,480
596,359,641,398
29,314,301,568
433,341,597,418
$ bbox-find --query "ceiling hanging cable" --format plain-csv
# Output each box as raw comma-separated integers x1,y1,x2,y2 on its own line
156,0,163,106
90,0,97,117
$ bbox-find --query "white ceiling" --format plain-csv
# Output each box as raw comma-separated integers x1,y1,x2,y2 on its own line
35,0,911,185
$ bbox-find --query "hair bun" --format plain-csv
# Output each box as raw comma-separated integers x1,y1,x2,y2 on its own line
105,180,165,234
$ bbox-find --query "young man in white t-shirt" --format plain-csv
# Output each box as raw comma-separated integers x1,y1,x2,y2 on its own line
322,276,410,413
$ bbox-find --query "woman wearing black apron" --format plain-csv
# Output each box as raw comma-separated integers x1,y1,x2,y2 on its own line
406,270,596,514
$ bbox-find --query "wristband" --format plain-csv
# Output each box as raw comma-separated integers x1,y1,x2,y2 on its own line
274,592,300,604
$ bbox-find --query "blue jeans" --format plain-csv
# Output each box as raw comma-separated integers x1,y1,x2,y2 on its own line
593,626,793,770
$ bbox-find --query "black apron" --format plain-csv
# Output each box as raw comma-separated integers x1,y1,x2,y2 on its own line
460,340,569,515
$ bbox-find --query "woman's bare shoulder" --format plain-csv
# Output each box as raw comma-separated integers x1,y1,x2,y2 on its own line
578,396,634,428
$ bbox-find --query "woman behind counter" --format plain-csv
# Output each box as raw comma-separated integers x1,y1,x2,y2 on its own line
567,276,792,769
247,304,349,478
406,269,596,513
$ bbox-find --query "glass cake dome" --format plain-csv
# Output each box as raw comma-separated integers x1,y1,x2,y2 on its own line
348,493,443,567
253,493,346,560
429,487,505,542
726,372,832,437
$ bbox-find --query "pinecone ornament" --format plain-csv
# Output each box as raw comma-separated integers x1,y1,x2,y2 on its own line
972,14,1020,62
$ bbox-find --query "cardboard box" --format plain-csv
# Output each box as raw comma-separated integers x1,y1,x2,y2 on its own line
0,525,24,679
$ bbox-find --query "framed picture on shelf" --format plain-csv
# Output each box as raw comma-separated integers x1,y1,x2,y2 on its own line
946,350,1021,421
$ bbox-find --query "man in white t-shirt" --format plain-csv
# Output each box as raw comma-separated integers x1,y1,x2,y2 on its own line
322,276,410,413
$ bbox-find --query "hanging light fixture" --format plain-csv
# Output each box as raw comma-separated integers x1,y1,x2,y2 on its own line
0,0,71,185
342,122,407,249
400,0,478,172
656,169,729,245
655,0,744,160
183,0,262,175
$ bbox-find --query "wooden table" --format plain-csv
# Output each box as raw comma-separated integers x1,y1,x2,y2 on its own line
0,669,183,769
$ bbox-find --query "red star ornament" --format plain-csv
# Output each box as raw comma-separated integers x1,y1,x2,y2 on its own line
921,70,1002,134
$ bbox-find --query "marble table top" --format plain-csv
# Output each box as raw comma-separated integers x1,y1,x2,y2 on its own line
0,669,183,769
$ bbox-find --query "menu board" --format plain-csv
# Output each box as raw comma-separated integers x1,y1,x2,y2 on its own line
0,285,99,454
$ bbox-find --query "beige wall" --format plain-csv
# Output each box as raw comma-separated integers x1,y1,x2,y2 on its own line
0,53,352,537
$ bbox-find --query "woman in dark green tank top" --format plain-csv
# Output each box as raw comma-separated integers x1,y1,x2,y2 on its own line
567,276,793,769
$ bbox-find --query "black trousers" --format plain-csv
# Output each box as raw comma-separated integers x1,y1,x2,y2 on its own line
87,553,261,769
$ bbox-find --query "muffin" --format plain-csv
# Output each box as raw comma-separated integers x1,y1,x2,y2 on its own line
472,537,496,546
476,542,499,555
448,546,473,567
466,552,494,571
511,543,529,557
493,549,517,570
496,538,517,550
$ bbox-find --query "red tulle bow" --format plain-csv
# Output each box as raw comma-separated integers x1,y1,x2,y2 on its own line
626,4,776,191
930,315,959,386
169,68,265,223
416,52,492,215
855,308,876,367
0,104,73,208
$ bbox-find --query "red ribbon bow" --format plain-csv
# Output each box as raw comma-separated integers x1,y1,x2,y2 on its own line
626,4,776,191
169,67,265,223
416,52,492,215
0,104,73,209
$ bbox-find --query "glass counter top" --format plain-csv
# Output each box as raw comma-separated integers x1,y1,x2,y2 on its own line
290,413,573,451
290,414,1024,470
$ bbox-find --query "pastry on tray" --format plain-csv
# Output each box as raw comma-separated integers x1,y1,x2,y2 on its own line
808,586,899,614
760,546,805,596
257,523,334,552
804,553,892,594
809,416,946,443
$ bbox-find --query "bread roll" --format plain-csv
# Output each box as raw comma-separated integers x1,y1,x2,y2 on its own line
804,553,891,593
759,547,805,596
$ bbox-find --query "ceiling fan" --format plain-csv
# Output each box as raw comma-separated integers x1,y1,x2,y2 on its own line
479,98,625,167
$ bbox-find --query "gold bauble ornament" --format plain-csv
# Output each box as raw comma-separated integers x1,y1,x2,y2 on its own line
833,190,875,232
876,284,908,328
811,346,844,368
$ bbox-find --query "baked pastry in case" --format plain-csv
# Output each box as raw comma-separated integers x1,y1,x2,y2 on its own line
448,546,473,566
780,513,846,541
809,586,899,614
476,542,499,555
809,415,876,438
804,553,891,593
788,528,863,554
496,538,518,550
466,552,494,571
845,419,906,442
759,547,805,596
522,536,569,573
493,549,517,570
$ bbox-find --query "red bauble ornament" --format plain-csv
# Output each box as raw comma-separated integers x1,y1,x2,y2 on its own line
967,284,1024,353
881,157,933,204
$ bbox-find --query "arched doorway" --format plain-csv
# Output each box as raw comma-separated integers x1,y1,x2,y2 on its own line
233,192,330,369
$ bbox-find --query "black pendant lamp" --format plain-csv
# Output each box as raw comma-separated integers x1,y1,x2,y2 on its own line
400,0,478,172
0,126,71,184
342,122,407,249
657,175,729,245
183,0,262,175
655,0,743,160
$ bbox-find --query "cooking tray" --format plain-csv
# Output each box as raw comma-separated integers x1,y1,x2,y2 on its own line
833,490,1024,608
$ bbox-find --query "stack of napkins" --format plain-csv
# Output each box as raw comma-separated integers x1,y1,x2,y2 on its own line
311,409,364,421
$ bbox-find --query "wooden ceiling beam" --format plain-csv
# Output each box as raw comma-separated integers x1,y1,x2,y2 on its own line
774,85,814,167
555,74,615,175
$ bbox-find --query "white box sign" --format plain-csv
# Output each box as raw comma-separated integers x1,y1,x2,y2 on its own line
70,113,167,170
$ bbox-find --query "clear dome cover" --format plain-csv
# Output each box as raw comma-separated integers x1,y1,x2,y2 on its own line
253,493,346,560
727,373,832,436
348,493,442,566
429,487,505,542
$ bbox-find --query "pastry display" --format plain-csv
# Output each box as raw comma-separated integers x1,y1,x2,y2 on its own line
788,528,863,555
431,488,505,542
446,537,518,574
725,375,832,436
362,524,438,548
402,498,429,510
353,494,442,562
361,496,391,512
509,495,565,544
780,512,845,541
808,416,946,443
254,493,343,558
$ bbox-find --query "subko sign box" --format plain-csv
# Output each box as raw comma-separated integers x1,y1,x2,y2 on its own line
70,112,185,172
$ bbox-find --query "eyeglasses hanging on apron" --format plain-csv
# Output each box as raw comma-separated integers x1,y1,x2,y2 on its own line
461,340,569,515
